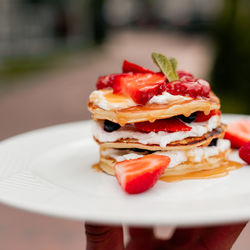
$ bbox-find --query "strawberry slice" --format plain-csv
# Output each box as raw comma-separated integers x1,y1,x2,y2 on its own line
115,154,170,194
134,117,192,133
195,109,221,122
225,119,250,148
122,60,154,74
113,73,166,104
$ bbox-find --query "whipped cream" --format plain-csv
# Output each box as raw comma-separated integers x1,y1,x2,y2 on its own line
102,139,231,169
187,139,230,162
101,149,146,162
90,89,192,111
94,115,220,147
148,91,191,104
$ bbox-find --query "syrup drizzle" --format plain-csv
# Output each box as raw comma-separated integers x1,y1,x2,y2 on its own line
93,160,243,182
115,98,216,125
104,92,132,104
160,160,242,182
92,163,103,172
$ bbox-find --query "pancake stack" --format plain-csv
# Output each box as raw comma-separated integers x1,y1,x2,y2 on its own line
88,53,233,180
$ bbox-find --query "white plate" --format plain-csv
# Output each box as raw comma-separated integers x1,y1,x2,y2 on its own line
0,114,249,226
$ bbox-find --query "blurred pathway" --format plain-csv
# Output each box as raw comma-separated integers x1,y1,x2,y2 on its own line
0,30,213,140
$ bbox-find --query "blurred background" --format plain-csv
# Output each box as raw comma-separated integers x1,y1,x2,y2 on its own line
0,0,250,249
0,0,250,139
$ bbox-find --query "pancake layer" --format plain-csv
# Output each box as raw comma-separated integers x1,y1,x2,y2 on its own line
98,139,234,177
88,91,220,126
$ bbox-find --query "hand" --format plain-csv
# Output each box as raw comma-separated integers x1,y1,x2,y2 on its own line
85,222,246,250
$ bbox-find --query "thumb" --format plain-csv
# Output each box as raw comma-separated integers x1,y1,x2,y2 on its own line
194,223,246,250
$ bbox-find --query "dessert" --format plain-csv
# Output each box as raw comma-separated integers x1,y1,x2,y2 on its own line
88,52,242,193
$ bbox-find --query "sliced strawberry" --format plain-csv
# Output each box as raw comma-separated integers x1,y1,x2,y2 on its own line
113,73,166,104
134,117,192,133
165,78,211,98
122,60,154,74
239,141,250,164
195,109,221,122
115,154,170,194
225,119,250,148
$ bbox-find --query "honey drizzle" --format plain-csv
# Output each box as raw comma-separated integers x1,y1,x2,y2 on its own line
104,92,132,104
93,160,242,183
92,163,103,172
160,160,242,182
115,99,216,125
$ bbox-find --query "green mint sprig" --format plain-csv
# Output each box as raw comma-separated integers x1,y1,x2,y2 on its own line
151,52,179,81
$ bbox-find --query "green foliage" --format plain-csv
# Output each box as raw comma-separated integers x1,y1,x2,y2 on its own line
152,52,179,81
0,54,59,87
210,0,250,114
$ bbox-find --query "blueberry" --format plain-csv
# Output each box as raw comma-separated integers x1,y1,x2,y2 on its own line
130,148,155,154
208,138,218,147
178,112,197,123
104,120,121,132
130,148,146,152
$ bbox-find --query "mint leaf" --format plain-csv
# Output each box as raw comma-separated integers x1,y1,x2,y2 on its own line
152,52,179,81
170,57,178,72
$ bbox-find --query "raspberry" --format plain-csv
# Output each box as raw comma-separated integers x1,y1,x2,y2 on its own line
165,79,211,98
239,141,250,164
96,73,130,90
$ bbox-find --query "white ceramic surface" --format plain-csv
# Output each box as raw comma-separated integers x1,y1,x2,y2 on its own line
0,114,249,226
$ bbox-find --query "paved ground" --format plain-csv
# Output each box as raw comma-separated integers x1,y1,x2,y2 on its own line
0,30,248,249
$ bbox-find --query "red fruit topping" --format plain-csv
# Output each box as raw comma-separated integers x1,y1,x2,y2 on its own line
113,73,166,104
166,70,210,98
165,78,211,98
122,60,154,74
177,70,195,80
225,119,250,148
195,109,221,122
96,73,133,90
115,154,170,194
134,117,192,133
96,74,117,90
239,141,250,164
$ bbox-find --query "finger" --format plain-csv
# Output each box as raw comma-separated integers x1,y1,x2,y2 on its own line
129,227,154,238
85,223,124,250
194,223,247,250
163,227,204,249
126,227,160,250
153,226,176,240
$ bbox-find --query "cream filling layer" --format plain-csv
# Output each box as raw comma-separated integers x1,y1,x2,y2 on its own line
94,115,220,147
101,139,231,168
89,89,136,110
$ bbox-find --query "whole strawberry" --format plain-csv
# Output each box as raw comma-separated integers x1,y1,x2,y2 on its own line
239,141,250,164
